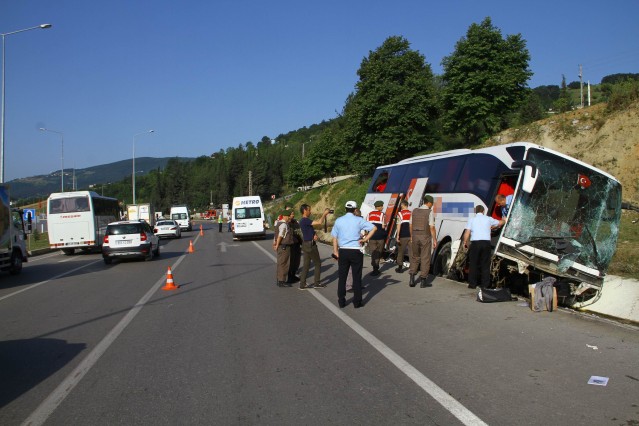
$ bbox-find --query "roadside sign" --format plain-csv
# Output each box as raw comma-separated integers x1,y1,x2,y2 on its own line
23,208,37,224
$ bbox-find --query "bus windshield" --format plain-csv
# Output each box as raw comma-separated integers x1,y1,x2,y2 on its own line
49,196,91,214
503,148,621,273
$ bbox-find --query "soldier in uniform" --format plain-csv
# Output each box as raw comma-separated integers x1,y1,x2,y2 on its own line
366,200,387,276
408,195,437,288
395,200,411,273
273,209,294,287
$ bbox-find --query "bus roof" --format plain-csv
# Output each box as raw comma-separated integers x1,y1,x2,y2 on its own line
379,142,620,183
47,190,118,201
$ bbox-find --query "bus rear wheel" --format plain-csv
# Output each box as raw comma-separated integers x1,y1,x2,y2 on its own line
433,241,452,277
62,248,75,256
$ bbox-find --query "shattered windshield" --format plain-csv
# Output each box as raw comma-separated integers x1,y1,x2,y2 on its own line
503,148,621,274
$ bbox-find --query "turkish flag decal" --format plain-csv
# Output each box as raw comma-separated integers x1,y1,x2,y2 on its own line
578,174,592,189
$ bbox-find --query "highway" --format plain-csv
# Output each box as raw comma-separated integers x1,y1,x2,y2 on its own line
1,222,638,425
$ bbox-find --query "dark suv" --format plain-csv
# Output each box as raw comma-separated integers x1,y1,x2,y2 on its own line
102,220,160,264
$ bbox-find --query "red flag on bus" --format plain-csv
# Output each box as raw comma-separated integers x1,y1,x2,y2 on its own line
577,174,591,189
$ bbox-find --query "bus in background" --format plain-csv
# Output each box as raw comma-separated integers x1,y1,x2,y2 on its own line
231,196,265,240
47,191,121,255
361,142,622,308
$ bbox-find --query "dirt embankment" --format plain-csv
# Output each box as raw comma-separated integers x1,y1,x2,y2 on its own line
491,102,639,205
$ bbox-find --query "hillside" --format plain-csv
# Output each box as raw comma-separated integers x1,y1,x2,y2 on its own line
489,102,639,205
8,157,189,200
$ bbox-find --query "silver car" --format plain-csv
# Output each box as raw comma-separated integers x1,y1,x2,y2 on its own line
102,220,160,264
154,219,182,239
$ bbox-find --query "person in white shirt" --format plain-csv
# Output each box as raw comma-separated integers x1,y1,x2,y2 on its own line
463,205,505,289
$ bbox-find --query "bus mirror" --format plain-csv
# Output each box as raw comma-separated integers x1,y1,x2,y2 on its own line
512,160,539,194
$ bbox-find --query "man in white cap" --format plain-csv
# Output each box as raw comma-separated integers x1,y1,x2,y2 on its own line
331,201,376,308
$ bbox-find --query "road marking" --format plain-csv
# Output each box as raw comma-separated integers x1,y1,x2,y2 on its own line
253,241,487,426
21,255,188,426
0,260,101,303
26,252,61,262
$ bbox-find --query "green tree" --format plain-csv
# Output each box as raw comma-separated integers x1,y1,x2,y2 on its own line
554,75,573,113
441,17,532,144
342,36,438,176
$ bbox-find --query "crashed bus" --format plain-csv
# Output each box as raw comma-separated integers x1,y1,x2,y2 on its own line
360,142,622,308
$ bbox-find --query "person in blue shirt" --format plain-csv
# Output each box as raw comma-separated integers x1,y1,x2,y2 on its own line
495,194,513,219
463,205,505,289
332,201,376,308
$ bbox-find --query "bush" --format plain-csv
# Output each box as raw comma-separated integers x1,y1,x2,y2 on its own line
606,80,639,113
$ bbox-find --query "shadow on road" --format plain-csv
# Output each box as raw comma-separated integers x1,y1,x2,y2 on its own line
0,338,86,408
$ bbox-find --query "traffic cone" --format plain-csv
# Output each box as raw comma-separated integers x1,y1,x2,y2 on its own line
188,240,195,253
199,224,204,236
162,266,179,290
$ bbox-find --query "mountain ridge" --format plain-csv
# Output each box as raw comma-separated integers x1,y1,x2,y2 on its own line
8,157,194,200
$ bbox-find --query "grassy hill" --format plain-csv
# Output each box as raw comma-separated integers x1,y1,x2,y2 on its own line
8,157,187,200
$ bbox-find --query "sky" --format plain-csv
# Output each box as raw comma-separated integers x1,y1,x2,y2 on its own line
2,0,638,181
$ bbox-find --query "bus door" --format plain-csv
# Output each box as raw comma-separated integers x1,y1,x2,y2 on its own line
406,177,429,209
383,193,402,253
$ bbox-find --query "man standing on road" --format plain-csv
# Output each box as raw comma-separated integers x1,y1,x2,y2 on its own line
408,194,437,288
366,200,387,277
395,200,411,273
332,201,376,309
463,205,505,289
218,215,223,232
298,204,330,290
287,209,302,284
273,210,294,287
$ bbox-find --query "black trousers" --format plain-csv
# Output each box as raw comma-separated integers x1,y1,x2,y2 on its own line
288,243,301,279
338,249,364,305
468,240,492,288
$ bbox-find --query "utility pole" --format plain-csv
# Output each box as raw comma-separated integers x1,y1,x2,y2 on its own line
248,170,253,196
579,64,584,108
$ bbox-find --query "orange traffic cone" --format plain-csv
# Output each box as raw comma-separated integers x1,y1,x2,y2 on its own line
188,240,195,253
199,224,204,236
162,266,179,290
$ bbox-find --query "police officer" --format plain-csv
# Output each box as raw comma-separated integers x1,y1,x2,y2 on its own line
366,200,387,276
218,214,223,232
395,200,411,273
408,194,437,288
273,209,294,287
463,205,505,289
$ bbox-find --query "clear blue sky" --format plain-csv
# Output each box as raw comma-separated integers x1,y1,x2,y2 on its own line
2,0,638,181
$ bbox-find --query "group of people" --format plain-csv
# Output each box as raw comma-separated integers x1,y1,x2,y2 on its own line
272,204,330,289
272,191,512,308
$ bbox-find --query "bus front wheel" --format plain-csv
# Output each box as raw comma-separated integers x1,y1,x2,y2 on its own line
433,241,452,277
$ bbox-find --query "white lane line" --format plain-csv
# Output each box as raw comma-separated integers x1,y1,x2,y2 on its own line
0,261,101,303
253,241,487,426
26,252,61,262
21,255,188,426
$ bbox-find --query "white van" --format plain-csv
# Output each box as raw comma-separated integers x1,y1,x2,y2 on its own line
231,196,265,240
170,205,192,231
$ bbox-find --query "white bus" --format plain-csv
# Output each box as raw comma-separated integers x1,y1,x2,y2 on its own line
361,142,622,307
47,191,121,255
231,196,265,240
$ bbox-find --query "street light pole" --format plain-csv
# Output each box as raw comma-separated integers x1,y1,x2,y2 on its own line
39,128,64,191
132,130,154,204
1,24,52,183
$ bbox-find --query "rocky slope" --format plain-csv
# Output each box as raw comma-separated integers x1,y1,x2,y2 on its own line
490,102,639,205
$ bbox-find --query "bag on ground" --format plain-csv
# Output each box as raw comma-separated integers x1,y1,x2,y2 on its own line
476,287,512,303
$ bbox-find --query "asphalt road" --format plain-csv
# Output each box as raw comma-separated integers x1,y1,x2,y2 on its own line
0,222,638,425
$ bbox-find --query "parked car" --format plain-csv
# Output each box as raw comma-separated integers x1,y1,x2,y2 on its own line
154,219,181,239
102,220,160,264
